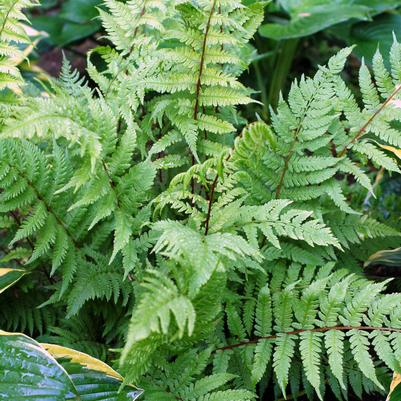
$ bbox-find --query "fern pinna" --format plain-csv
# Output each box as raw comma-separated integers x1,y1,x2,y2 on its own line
1,1,401,401
0,0,38,91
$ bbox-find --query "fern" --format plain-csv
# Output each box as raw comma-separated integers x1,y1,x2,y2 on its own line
144,0,264,160
222,266,401,399
124,269,195,350
137,348,255,401
1,2,401,401
234,45,401,206
0,0,37,91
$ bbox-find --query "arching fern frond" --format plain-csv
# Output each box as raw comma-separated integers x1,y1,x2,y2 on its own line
223,267,401,400
0,0,38,91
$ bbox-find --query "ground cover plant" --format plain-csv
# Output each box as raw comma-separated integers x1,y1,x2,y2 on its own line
2,1,401,400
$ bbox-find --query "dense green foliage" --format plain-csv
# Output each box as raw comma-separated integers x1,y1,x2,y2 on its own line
2,1,401,400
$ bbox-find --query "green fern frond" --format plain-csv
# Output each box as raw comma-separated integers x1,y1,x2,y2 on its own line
0,0,38,90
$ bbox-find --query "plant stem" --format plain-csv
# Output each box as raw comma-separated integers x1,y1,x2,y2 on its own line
193,0,217,121
338,84,401,157
0,0,18,38
104,3,147,95
216,325,401,352
254,61,269,119
204,148,233,235
204,175,218,235
191,0,217,196
275,137,297,199
268,39,299,110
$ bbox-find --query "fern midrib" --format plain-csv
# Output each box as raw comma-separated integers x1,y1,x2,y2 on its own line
191,0,217,196
9,210,35,250
0,0,19,40
338,84,401,157
104,1,148,96
3,113,99,141
274,89,319,199
101,160,123,210
193,0,217,122
8,161,79,246
217,325,401,352
275,138,298,199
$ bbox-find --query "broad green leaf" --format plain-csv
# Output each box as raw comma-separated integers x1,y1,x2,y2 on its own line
345,14,401,62
0,331,78,400
30,0,102,45
260,3,370,40
278,0,399,15
31,16,100,46
354,0,401,13
37,0,58,9
43,344,143,401
59,0,102,24
0,268,27,294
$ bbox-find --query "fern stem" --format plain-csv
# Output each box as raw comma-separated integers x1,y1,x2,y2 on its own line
193,0,217,121
191,0,217,196
7,213,54,283
338,84,401,157
204,175,218,235
204,150,233,235
268,39,299,110
9,162,78,246
0,0,19,39
101,160,123,210
216,325,401,352
275,138,297,199
104,2,147,96
275,77,328,198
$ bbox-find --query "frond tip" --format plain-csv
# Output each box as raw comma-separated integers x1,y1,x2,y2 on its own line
0,0,38,90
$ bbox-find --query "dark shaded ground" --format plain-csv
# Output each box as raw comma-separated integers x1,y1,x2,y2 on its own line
37,37,98,77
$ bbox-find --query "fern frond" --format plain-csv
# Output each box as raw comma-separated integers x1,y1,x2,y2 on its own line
122,270,195,361
0,0,38,90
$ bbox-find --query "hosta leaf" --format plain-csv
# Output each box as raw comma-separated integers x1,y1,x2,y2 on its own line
365,247,401,269
354,0,401,12
0,331,78,400
380,144,401,160
31,15,101,46
343,14,401,62
389,374,401,401
43,344,143,401
0,334,141,401
0,268,27,294
260,4,370,40
59,0,102,24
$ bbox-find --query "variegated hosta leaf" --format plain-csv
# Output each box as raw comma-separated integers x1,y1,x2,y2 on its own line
0,331,79,400
388,372,401,401
380,144,401,160
0,332,143,401
0,268,27,294
43,344,143,401
365,247,401,269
